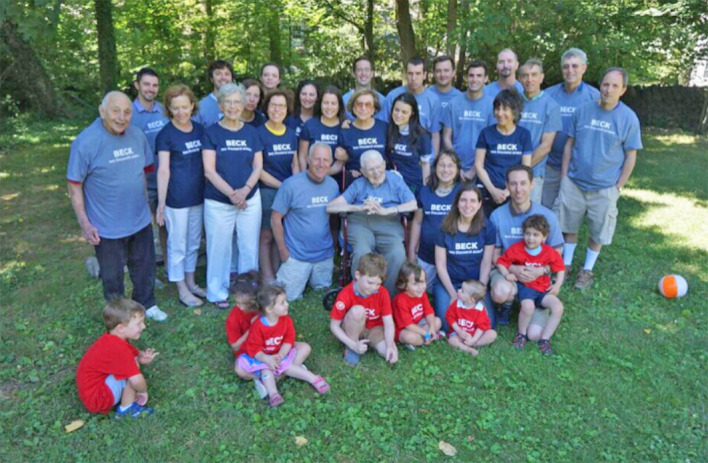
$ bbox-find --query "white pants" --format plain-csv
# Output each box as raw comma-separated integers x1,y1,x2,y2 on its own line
204,192,262,302
164,204,203,282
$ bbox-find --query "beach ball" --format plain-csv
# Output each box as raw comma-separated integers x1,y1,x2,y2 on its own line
658,274,688,299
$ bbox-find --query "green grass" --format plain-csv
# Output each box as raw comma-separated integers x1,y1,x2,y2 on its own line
1,123,706,462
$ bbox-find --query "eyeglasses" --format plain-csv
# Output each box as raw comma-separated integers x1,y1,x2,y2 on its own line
269,103,288,110
222,99,243,107
355,101,374,108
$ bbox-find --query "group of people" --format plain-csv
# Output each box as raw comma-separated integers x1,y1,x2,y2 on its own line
71,46,642,416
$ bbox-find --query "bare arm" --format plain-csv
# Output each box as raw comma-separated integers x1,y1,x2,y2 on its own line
326,195,363,214
616,150,637,190
270,210,289,261
421,162,431,186
479,244,494,286
156,150,170,226
259,169,282,189
442,126,453,151
298,139,310,172
561,137,575,177
407,209,423,261
431,131,440,159
530,132,557,167
291,150,300,175
473,147,494,191
67,182,100,245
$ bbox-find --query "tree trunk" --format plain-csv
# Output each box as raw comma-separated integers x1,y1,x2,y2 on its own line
267,8,282,65
364,0,375,63
0,20,65,117
204,0,216,62
94,0,119,94
446,0,457,56
395,0,417,66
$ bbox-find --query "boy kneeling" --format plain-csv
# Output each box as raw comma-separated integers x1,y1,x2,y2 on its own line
76,298,159,418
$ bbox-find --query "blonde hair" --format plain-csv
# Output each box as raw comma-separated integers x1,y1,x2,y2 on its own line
461,280,487,302
103,298,145,331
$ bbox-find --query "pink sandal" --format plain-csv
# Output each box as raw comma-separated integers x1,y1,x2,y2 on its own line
311,376,330,394
269,393,284,407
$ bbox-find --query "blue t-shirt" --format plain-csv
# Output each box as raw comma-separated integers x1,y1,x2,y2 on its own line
343,88,387,122
285,115,307,140
384,86,443,133
257,124,297,183
567,101,643,191
155,121,205,208
194,93,222,128
67,119,153,239
340,119,388,172
130,99,168,190
342,171,415,208
485,81,524,99
476,125,533,189
415,183,461,264
489,201,563,251
245,110,266,128
442,92,496,170
300,117,343,152
202,123,263,204
518,91,562,177
545,82,600,169
272,172,340,262
427,86,463,110
387,131,433,189
435,222,496,287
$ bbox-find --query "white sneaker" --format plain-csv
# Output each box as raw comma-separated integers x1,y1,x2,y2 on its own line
253,378,268,399
146,305,168,322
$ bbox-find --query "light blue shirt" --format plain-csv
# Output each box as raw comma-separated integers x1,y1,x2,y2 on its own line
485,81,524,99
442,92,496,170
342,171,415,208
427,85,463,110
384,86,443,133
343,88,387,122
567,101,642,191
489,201,563,251
130,99,168,190
194,93,222,128
518,91,562,178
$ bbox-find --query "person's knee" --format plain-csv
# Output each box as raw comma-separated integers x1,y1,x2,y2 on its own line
526,326,542,341
349,305,366,322
295,341,311,358
486,329,498,343
491,280,512,304
520,301,535,315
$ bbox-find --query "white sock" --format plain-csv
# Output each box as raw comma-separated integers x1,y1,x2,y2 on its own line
118,403,131,412
583,248,600,271
563,243,577,267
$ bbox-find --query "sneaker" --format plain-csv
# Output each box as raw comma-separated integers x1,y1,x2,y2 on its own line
343,348,361,366
538,339,553,356
574,269,594,290
512,332,527,350
146,305,168,322
253,378,268,399
115,402,154,419
437,331,447,339
404,344,416,351
85,257,100,279
497,303,513,326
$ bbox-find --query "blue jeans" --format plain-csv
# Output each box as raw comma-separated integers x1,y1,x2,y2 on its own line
434,281,497,331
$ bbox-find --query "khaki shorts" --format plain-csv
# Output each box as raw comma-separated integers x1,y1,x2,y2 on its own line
556,176,620,245
276,256,333,301
529,307,549,327
490,268,518,297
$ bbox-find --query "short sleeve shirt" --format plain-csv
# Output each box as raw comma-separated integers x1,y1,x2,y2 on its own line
489,201,564,251
257,124,297,183
518,92,562,177
272,172,340,262
445,300,491,336
387,131,433,188
66,119,153,239
496,241,565,292
427,85,463,110
244,315,296,357
384,86,443,133
330,281,392,329
130,100,168,190
392,292,434,337
342,171,415,208
300,117,343,152
194,93,222,128
155,121,205,208
567,101,643,190
415,184,460,264
476,125,533,189
202,123,263,204
485,81,524,99
442,92,496,170
435,222,496,288
340,119,388,172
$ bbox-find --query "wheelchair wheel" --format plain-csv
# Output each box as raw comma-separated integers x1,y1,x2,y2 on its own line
322,288,341,312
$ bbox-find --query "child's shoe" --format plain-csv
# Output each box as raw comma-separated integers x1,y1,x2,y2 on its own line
497,303,513,325
310,376,331,394
343,348,361,366
269,393,284,408
115,402,154,419
403,344,416,351
512,332,527,350
253,378,268,399
538,339,553,356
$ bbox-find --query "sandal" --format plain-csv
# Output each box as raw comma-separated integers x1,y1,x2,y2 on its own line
213,300,231,310
310,376,330,394
179,292,204,308
269,393,284,407
187,285,207,298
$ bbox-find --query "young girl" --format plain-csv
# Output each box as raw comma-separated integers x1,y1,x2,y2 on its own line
392,262,443,350
386,92,433,191
286,79,319,139
446,280,498,356
298,85,345,172
236,284,330,407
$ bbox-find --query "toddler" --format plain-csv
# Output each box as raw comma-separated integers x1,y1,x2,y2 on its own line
392,261,442,350
446,280,498,356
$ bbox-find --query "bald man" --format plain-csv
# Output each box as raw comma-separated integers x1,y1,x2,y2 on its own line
67,91,167,321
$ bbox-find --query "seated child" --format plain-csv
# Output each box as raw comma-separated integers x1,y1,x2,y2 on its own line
236,284,330,407
496,214,565,355
392,261,443,350
76,298,158,418
330,253,398,366
446,280,498,356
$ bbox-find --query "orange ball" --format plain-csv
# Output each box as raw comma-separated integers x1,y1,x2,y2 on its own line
658,274,688,299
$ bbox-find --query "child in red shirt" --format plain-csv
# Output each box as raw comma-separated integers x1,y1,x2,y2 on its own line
330,253,398,366
236,284,329,407
392,262,442,350
76,298,158,418
446,280,498,356
496,214,565,355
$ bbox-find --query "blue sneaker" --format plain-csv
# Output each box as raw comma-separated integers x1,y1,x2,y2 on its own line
496,303,512,326
115,402,154,419
343,348,361,366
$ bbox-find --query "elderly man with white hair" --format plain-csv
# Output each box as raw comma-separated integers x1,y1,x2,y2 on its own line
327,150,418,295
67,91,167,321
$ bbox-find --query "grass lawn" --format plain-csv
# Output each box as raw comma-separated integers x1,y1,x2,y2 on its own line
1,119,706,462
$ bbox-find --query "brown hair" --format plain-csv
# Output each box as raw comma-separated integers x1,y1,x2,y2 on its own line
522,214,550,236
440,182,486,236
163,84,198,119
231,270,261,311
356,253,387,280
262,89,292,119
242,78,264,107
103,298,145,331
428,150,462,190
396,261,426,291
461,280,487,302
256,283,287,312
347,88,382,117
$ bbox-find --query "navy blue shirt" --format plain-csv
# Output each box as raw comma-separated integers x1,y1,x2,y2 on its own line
285,115,307,140
476,125,533,189
301,117,343,152
155,122,205,208
257,125,297,183
245,110,266,128
415,183,460,264
387,131,433,189
202,123,263,204
435,222,496,287
340,119,388,172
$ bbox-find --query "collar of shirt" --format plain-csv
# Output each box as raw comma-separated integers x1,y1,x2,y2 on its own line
522,90,545,102
133,99,158,113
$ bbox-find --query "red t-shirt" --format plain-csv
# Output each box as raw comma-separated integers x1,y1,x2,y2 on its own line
330,281,392,330
496,242,565,292
244,315,296,358
76,333,141,413
392,292,434,340
445,300,491,336
225,305,259,357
